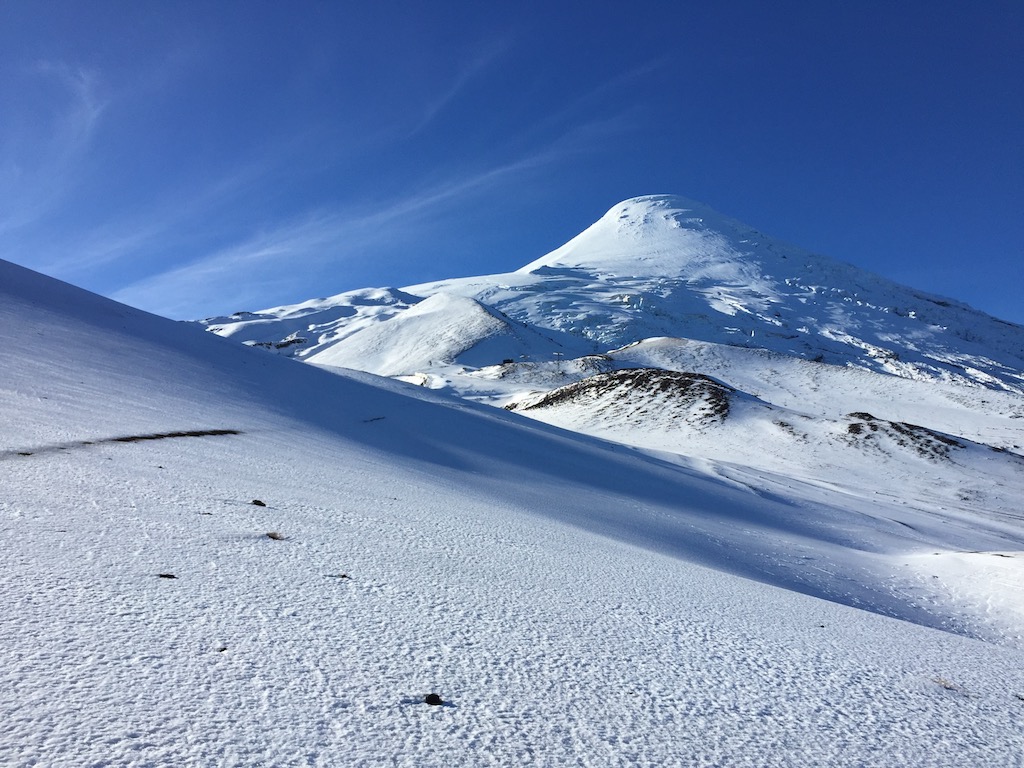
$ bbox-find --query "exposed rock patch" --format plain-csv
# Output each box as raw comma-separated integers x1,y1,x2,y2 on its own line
516,368,732,426
843,412,963,460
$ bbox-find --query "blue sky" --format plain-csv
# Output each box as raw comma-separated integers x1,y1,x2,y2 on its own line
2,1,1021,323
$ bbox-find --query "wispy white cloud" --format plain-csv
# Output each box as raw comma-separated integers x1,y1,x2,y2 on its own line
507,57,666,152
403,37,512,139
0,46,212,270
33,60,108,145
40,149,299,278
108,130,600,319
0,61,109,235
31,44,645,320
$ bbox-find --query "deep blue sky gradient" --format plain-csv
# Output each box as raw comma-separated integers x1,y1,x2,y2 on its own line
1,1,1021,322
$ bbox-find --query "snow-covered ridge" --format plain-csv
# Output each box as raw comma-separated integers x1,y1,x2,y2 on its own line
302,292,566,376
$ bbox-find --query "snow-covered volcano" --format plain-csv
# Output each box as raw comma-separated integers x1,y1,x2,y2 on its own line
203,195,1024,393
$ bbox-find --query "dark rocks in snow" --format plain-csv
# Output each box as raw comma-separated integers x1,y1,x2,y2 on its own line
248,337,308,352
844,412,963,460
4,430,241,460
521,367,733,424
110,429,241,443
157,573,177,579
424,693,443,706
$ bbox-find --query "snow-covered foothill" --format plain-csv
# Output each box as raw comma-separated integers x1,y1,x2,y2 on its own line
303,292,567,377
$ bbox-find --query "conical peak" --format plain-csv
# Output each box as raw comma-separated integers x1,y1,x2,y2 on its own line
600,195,769,240
517,194,765,277
604,194,713,219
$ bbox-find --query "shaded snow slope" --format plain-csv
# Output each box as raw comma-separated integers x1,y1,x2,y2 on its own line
5,258,1024,764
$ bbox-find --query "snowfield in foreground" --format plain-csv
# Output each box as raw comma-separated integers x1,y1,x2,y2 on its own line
4,252,1024,765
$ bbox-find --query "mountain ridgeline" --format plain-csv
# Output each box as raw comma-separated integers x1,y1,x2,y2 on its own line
200,195,1024,395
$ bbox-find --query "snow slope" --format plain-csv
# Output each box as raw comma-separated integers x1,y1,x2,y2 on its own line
605,336,1024,451
303,292,566,376
5,259,1024,765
